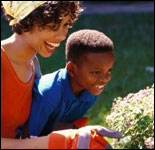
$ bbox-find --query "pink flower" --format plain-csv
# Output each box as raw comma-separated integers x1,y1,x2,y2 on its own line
127,121,131,126
144,137,154,148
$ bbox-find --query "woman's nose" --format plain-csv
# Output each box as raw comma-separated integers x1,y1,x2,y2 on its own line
57,28,68,41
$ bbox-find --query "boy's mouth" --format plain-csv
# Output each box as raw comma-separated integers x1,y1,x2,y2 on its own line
96,85,104,90
95,83,107,92
90,85,105,95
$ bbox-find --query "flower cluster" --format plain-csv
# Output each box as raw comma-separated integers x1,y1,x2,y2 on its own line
106,84,154,149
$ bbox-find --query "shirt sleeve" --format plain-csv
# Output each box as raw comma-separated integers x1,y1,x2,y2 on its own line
28,73,62,136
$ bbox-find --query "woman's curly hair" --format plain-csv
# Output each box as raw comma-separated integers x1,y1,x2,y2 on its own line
2,1,84,34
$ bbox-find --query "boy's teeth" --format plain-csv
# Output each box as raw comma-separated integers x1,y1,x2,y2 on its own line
96,85,104,89
46,41,60,47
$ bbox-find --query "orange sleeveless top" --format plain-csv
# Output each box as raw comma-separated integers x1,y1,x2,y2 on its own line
1,48,35,138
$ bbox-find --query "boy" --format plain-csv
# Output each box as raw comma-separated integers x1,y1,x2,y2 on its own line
29,29,115,138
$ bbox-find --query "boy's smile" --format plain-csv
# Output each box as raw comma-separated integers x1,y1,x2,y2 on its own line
68,51,114,96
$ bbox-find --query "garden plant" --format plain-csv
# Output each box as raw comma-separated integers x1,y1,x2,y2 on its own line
106,84,154,149
1,8,154,148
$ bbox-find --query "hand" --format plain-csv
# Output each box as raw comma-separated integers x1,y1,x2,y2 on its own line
80,125,122,138
53,117,89,131
48,125,122,149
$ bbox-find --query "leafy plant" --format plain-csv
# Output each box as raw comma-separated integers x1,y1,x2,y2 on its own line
106,84,154,149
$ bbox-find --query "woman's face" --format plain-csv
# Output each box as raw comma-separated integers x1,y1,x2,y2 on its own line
27,15,70,57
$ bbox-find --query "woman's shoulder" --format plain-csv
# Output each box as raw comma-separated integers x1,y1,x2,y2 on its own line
1,39,10,48
1,40,12,65
1,39,11,57
1,44,10,77
1,44,8,62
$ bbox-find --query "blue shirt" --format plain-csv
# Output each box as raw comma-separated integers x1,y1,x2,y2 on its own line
29,68,98,136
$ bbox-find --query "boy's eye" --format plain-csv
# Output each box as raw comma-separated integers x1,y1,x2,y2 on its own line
108,68,113,73
91,71,101,75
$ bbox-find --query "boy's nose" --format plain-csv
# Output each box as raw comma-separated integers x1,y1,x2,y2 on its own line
100,73,111,83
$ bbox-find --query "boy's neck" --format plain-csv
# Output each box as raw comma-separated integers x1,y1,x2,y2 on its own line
69,76,84,97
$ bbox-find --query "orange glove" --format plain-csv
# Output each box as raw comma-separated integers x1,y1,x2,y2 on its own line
72,117,89,128
48,125,122,149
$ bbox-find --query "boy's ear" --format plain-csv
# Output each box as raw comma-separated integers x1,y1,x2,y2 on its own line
66,61,77,77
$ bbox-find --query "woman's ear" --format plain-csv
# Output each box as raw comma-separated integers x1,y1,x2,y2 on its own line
66,61,77,77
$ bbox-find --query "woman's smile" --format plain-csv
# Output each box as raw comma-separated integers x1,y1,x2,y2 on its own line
44,41,58,54
45,41,60,47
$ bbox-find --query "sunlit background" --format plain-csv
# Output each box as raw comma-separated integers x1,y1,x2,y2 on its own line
1,1,154,129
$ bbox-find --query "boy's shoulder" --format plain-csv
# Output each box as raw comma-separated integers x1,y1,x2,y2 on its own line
38,68,66,82
32,68,68,108
34,68,68,94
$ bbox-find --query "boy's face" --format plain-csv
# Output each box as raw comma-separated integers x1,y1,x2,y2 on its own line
26,15,70,57
69,52,114,96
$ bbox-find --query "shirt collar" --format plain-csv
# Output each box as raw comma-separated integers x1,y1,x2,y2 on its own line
59,68,95,102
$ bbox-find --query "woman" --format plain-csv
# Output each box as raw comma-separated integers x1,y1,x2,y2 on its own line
1,1,84,148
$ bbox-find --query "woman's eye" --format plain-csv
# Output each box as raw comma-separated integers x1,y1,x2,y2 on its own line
46,24,58,31
64,24,68,27
64,22,73,28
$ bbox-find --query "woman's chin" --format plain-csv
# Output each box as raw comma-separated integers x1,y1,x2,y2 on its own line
41,52,53,58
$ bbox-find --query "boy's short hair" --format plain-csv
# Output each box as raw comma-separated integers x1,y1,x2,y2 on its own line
2,1,83,34
66,29,114,65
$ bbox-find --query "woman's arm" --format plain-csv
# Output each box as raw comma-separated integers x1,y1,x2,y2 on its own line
1,126,122,149
1,136,49,149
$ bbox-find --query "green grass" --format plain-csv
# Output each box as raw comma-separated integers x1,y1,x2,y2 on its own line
1,12,154,131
